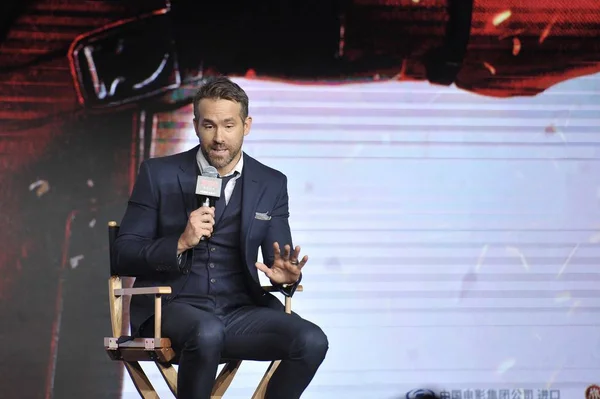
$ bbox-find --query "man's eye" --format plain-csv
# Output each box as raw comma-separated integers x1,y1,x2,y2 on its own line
203,125,213,129
226,125,234,129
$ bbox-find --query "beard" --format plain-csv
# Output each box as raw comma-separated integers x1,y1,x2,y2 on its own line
201,143,241,171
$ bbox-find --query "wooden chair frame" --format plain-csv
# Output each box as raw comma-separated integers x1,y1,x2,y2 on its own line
105,221,303,398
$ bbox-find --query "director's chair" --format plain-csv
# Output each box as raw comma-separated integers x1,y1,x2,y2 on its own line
104,221,303,398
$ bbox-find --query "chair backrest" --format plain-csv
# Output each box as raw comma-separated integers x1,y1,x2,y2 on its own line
108,221,119,276
107,221,125,337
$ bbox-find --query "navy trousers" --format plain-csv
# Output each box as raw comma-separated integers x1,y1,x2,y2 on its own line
140,302,329,399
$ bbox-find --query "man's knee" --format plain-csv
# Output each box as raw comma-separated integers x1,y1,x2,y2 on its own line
184,320,225,355
295,324,329,362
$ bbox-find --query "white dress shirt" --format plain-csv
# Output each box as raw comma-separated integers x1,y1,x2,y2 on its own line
196,148,244,205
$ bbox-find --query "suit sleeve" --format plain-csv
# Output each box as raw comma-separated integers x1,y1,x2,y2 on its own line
260,175,302,297
113,160,190,277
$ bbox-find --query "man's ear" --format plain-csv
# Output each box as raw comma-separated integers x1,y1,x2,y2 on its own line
243,116,252,136
193,118,200,137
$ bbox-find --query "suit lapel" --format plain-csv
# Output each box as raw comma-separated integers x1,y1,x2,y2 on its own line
177,145,200,218
240,153,266,282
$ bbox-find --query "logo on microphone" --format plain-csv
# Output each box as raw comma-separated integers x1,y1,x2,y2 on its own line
196,175,222,198
201,180,220,188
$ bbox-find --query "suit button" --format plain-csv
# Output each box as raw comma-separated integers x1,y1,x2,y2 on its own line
183,269,189,275
210,247,216,252
210,278,216,284
209,263,215,268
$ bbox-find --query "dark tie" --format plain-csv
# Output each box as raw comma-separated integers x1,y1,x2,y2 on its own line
213,173,237,227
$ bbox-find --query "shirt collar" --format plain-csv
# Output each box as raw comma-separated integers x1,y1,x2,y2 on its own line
196,146,244,177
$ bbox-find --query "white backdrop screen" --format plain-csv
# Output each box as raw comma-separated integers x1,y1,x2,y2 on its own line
122,75,600,399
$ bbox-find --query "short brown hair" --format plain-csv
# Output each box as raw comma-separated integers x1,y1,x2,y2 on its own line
192,76,249,121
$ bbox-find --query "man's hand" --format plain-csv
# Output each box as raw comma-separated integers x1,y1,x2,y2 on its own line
177,206,215,254
256,242,307,285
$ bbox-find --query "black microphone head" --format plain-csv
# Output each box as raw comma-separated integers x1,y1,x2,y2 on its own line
203,165,219,178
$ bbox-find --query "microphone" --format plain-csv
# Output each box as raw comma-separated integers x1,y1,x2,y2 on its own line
195,165,221,208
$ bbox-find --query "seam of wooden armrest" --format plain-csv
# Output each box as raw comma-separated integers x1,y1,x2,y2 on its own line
114,287,172,296
114,285,303,295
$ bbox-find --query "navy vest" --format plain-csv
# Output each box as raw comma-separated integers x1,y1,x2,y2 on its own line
174,172,255,314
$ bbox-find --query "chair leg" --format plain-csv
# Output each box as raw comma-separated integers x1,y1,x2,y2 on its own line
156,362,177,397
211,360,242,398
250,360,281,399
124,361,159,399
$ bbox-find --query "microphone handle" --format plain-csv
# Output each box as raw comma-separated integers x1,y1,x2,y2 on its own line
198,195,216,241
199,195,218,208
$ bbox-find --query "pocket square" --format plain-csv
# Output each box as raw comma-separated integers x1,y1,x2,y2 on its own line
255,212,271,221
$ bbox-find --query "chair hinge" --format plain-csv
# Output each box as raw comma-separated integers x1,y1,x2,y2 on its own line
107,338,118,350
144,338,156,350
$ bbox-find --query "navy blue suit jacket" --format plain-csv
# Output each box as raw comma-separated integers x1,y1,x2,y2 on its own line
113,145,301,334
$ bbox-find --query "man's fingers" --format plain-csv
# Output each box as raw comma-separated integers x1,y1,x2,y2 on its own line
192,213,214,224
191,206,215,217
255,262,273,278
190,207,215,238
287,255,308,270
273,242,281,258
202,228,212,236
195,229,211,240
282,244,291,260
298,255,308,268
288,246,305,266
292,245,302,260
272,243,307,269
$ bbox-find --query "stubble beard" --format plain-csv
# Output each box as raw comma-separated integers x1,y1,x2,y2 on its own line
202,145,242,172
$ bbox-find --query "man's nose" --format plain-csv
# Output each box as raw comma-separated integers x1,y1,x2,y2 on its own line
213,129,224,142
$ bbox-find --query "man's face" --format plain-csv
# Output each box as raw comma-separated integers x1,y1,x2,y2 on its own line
194,98,251,175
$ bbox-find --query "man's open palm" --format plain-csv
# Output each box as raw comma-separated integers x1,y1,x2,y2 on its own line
256,242,307,285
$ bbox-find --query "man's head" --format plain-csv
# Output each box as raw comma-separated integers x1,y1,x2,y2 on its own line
192,76,251,176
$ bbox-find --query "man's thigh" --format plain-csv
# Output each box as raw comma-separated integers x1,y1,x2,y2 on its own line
221,306,324,361
141,301,224,351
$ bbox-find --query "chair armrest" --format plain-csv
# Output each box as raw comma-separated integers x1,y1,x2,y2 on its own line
261,285,303,314
261,284,303,293
114,287,172,296
112,286,171,340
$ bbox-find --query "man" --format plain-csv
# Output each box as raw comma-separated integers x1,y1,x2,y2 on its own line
113,76,328,399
